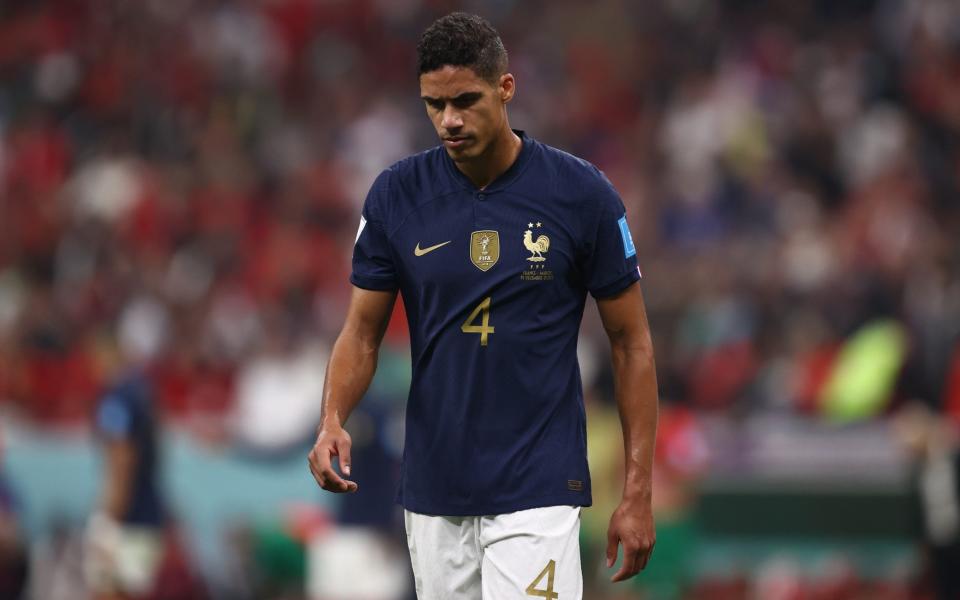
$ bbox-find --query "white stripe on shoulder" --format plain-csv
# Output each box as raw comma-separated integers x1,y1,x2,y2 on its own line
355,215,367,244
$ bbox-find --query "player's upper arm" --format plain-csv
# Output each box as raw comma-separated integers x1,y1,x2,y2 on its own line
596,282,652,352
103,436,137,476
341,286,398,350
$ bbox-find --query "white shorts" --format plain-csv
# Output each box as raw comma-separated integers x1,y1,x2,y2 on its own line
404,505,582,600
83,516,164,596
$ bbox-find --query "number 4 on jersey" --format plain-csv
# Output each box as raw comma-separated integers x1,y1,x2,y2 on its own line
461,296,495,346
526,559,559,599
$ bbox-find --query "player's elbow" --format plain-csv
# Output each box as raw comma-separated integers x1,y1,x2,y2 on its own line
610,332,655,370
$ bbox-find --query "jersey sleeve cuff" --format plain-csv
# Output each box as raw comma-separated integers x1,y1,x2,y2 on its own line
350,273,399,291
589,268,641,299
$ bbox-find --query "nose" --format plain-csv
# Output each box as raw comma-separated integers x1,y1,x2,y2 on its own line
441,106,463,131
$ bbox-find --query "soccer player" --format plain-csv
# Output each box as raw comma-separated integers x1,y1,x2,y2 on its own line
308,12,658,599
85,369,166,600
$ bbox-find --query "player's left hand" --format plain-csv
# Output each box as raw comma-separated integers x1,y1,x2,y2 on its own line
606,495,656,582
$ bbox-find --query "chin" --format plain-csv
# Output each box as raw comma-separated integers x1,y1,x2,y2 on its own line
446,146,476,162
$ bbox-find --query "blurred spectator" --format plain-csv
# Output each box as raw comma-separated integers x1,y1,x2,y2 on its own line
306,344,412,600
307,526,409,600
895,402,960,599
0,0,956,432
0,430,28,600
229,319,327,455
27,518,87,600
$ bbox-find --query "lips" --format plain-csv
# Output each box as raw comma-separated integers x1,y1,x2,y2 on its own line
444,136,470,149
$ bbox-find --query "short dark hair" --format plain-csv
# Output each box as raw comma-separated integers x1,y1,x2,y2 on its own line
417,12,508,82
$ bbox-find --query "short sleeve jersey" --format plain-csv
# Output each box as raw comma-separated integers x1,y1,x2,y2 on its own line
95,372,166,526
351,131,641,516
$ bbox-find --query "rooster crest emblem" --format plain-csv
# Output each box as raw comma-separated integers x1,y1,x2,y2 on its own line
523,224,550,262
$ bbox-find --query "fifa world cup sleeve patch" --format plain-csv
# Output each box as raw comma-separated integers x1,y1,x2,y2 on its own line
355,215,367,244
617,215,636,258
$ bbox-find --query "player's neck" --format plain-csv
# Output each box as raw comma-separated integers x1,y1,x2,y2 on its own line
458,128,522,190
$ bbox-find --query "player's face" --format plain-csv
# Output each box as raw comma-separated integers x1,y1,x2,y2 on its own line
419,66,515,164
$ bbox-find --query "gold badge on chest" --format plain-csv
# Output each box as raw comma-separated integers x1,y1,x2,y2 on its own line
470,230,500,272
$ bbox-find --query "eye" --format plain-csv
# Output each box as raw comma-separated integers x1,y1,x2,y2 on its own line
425,99,444,111
453,95,479,109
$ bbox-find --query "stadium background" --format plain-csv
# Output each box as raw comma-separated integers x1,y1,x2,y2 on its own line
1,0,959,598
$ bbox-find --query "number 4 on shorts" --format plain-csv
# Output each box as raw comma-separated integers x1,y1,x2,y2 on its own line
526,559,559,599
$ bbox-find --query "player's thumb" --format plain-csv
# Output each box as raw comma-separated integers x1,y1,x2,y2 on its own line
605,529,619,568
337,437,352,477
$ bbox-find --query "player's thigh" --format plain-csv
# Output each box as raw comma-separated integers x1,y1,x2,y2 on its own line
480,505,582,600
404,510,483,600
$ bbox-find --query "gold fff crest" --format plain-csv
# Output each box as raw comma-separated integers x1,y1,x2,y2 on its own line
470,230,500,271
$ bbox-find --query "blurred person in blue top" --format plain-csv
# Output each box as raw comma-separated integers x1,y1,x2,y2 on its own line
0,429,28,600
308,12,659,600
85,297,169,600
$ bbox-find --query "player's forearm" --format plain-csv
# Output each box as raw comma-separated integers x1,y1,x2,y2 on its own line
102,482,129,520
611,335,659,501
100,441,135,519
319,329,381,429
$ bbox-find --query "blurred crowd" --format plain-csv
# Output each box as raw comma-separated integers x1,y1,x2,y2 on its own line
1,0,959,598
2,0,959,433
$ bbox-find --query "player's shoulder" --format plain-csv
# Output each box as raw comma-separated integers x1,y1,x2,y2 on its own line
103,372,151,410
367,146,455,217
96,373,148,435
528,138,619,208
536,141,600,177
383,145,450,193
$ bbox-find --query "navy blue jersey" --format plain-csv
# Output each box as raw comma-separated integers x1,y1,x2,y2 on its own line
95,371,166,526
351,131,641,516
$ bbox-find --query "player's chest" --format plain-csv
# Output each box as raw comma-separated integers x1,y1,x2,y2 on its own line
391,194,579,288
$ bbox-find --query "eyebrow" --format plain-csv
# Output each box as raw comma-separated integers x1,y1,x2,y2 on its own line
421,91,483,104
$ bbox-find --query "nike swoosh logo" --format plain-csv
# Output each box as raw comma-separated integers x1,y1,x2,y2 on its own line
414,240,452,256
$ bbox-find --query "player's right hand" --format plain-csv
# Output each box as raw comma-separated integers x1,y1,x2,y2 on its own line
308,424,358,493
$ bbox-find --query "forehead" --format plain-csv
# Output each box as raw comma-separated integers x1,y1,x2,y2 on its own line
419,65,492,98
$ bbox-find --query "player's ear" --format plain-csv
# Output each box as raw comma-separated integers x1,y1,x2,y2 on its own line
499,73,515,103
